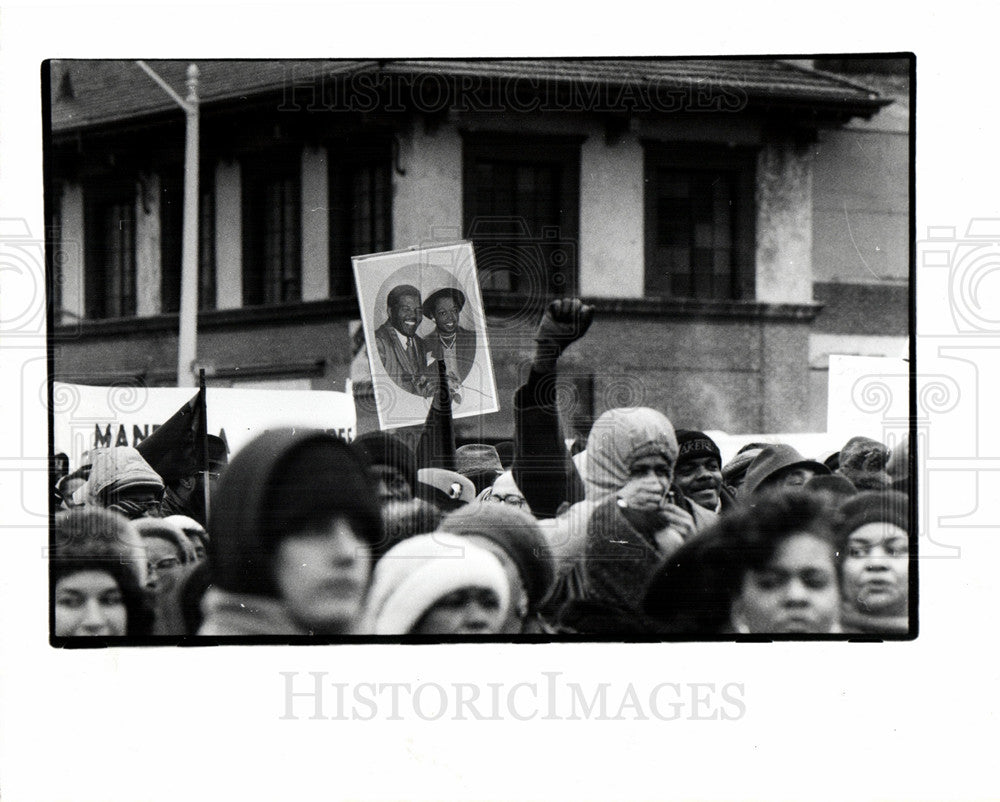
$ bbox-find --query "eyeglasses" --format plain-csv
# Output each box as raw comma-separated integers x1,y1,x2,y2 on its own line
487,493,527,508
147,556,182,573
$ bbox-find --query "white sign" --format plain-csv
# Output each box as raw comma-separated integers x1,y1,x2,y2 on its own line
352,240,500,430
826,354,910,448
52,382,356,468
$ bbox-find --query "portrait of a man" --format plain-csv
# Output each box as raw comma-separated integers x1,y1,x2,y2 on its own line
374,284,431,396
422,287,478,402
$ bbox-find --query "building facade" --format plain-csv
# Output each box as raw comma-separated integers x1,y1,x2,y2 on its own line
47,58,910,443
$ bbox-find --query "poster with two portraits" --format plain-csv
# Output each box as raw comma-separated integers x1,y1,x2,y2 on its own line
353,241,499,430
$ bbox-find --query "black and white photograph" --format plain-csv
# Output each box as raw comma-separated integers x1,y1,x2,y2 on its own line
4,7,997,798
353,240,499,429
42,54,914,642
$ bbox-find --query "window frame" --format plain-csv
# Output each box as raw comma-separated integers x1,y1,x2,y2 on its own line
643,141,757,302
462,132,582,298
159,168,217,314
241,147,303,307
327,138,393,299
83,177,137,320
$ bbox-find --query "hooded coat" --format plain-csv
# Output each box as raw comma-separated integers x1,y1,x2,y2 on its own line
82,447,164,512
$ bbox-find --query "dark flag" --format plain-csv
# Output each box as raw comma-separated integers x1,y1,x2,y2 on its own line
136,384,208,485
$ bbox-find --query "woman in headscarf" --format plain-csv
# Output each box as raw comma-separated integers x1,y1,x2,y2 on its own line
199,429,381,636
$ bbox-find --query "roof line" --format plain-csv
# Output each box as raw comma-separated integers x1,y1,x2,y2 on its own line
775,59,885,98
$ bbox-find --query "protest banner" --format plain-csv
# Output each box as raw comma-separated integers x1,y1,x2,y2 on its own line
52,382,356,468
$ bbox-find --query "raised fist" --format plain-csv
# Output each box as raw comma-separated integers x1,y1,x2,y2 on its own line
534,298,595,357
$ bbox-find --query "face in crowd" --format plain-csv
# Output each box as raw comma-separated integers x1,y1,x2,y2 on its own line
621,453,674,510
274,515,372,633
389,292,422,338
842,522,908,615
674,455,723,510
370,465,413,505
411,586,505,635
464,535,530,634
54,569,128,637
143,535,187,596
730,532,840,634
431,296,460,336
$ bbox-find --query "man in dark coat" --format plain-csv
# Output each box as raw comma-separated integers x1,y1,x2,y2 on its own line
374,284,430,396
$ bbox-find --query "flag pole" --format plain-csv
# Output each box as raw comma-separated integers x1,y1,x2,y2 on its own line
199,368,210,522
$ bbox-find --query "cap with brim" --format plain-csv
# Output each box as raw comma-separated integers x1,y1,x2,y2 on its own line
742,444,831,497
423,287,466,319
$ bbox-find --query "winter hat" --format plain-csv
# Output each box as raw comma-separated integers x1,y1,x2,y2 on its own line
353,432,418,494
51,508,154,637
455,444,504,493
675,430,722,464
209,429,381,598
720,443,767,487
803,474,859,503
584,407,678,501
366,532,510,635
163,514,208,544
834,490,909,538
741,444,830,497
836,436,890,490
440,503,556,612
134,517,198,564
417,468,477,511
378,498,443,557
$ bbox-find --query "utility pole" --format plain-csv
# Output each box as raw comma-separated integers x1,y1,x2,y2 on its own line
136,61,200,387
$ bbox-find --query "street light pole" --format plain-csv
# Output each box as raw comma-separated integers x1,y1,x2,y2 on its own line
177,64,200,388
135,61,200,387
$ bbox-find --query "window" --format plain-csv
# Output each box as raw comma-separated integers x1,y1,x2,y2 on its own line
85,183,136,319
242,151,301,306
160,172,216,313
644,143,755,300
463,134,580,296
329,142,392,297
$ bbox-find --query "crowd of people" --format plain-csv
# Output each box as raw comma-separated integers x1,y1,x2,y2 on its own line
50,299,912,640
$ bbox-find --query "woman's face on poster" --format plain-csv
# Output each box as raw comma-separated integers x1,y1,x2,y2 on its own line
432,297,460,334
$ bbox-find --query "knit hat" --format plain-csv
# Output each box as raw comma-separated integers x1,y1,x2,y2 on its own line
416,468,477,511
366,532,510,634
834,490,909,537
720,442,769,487
440,503,556,612
741,444,831,497
134,517,198,564
51,508,154,637
455,444,504,493
209,429,382,598
163,514,208,544
675,430,722,464
836,436,891,490
584,407,678,501
353,432,418,495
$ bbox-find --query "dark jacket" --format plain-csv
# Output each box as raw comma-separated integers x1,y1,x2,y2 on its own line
374,320,430,396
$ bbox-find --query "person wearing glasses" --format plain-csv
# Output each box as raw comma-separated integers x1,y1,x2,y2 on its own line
134,517,199,635
482,471,530,514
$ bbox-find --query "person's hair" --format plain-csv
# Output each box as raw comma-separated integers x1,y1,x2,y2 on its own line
386,284,421,311
643,489,844,634
51,508,155,638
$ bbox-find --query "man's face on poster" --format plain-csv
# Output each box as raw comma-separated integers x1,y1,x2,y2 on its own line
432,297,460,335
389,293,422,337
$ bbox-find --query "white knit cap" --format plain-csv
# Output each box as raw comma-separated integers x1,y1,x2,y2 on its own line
365,532,510,635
